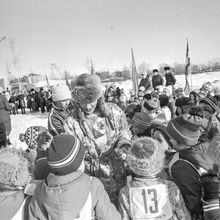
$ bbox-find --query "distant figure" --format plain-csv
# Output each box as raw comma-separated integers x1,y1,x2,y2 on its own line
139,72,152,91
152,69,164,90
38,87,46,113
0,87,13,145
164,66,176,87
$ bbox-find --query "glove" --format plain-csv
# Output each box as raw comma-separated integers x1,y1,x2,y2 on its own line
201,174,220,201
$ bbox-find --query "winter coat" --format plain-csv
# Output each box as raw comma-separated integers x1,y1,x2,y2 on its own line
118,177,191,220
25,171,121,220
0,190,25,220
169,139,215,218
165,72,176,86
48,104,69,136
139,76,152,90
18,94,26,109
65,101,132,205
152,74,164,89
0,94,12,123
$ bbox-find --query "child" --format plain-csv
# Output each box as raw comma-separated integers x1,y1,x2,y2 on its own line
26,134,121,220
0,147,31,220
118,137,191,220
167,106,215,219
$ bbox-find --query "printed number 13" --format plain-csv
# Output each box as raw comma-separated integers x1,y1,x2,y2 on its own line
142,189,159,214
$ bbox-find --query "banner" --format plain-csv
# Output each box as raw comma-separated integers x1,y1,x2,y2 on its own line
131,48,139,97
184,38,191,96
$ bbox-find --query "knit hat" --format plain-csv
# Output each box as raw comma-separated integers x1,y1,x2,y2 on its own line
163,86,172,97
132,112,153,130
143,98,160,111
201,82,214,94
197,91,207,99
199,97,218,113
138,86,145,92
52,84,71,102
126,137,165,176
19,126,47,149
47,134,85,175
0,147,31,187
70,73,102,103
167,106,204,146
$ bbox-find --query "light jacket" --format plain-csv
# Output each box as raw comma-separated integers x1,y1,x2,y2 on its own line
25,171,121,220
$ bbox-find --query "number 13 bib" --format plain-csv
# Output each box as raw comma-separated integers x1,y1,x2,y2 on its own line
129,184,173,220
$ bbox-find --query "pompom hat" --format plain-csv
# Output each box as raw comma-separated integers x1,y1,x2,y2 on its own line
19,126,47,149
47,134,85,175
126,137,165,176
70,73,102,103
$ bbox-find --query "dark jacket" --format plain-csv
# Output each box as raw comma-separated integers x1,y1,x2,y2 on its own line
170,139,215,217
48,104,69,136
152,74,164,89
139,76,151,90
165,72,176,86
0,94,12,123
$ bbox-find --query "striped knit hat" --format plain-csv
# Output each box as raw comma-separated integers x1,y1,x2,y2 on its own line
199,97,218,113
167,107,204,146
47,134,85,175
132,112,153,130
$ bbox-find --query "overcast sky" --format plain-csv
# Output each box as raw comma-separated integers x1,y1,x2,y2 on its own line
0,0,220,76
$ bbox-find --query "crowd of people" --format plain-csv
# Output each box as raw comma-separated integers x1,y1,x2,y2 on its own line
0,68,220,220
2,88,53,115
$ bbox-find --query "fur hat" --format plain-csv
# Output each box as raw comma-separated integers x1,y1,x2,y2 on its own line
152,69,158,73
138,86,145,92
0,147,31,188
175,97,190,107
164,66,170,71
206,135,220,166
46,134,85,175
70,74,102,103
126,137,165,176
0,87,3,93
52,84,71,102
167,106,204,146
19,126,47,149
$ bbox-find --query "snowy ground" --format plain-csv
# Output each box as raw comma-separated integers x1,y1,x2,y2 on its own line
10,71,220,148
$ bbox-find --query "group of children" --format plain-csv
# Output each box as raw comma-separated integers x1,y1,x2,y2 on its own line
0,74,220,220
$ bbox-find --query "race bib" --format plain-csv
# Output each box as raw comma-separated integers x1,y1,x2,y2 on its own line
129,184,173,220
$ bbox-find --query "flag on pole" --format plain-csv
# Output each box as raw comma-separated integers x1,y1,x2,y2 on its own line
90,59,95,75
65,70,70,89
131,48,139,97
45,74,50,87
184,38,191,96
